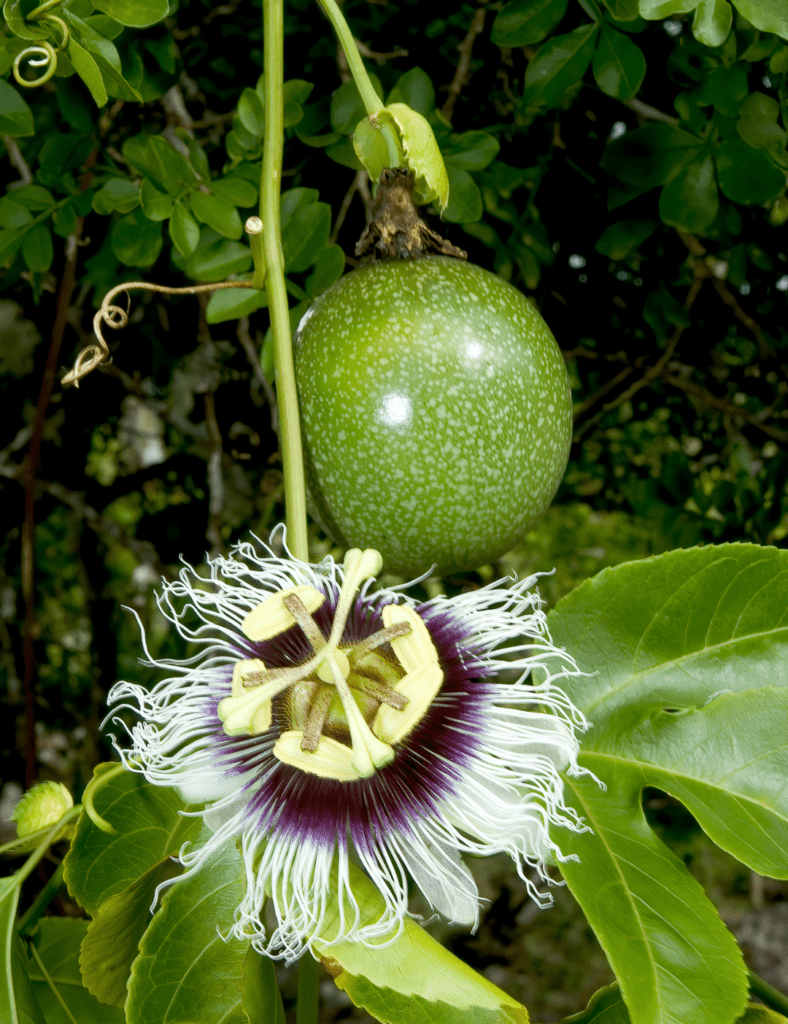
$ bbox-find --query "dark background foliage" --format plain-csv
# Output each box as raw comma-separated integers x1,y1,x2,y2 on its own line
2,0,787,1018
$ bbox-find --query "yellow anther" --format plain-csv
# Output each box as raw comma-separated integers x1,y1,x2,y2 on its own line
241,585,325,641
231,658,266,696
382,605,439,673
316,647,350,683
374,662,444,745
218,687,273,737
273,731,364,782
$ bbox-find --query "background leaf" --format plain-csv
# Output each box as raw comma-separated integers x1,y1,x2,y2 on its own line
592,25,646,99
0,80,34,137
125,829,251,1024
491,0,569,48
27,919,124,1024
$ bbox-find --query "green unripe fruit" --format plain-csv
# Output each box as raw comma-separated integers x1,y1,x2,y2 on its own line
293,255,572,577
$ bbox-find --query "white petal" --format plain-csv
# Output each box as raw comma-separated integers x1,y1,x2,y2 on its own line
402,835,478,927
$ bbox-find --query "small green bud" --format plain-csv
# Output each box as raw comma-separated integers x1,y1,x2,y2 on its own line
770,195,788,227
11,782,73,838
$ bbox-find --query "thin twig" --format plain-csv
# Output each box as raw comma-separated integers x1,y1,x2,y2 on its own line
237,316,278,431
354,39,408,63
21,218,88,787
442,7,486,121
3,135,33,184
204,391,225,556
663,375,788,444
624,98,679,125
572,365,635,421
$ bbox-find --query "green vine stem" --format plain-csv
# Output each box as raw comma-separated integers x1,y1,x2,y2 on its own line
748,969,788,1017
261,0,309,562
314,0,384,116
296,952,320,1024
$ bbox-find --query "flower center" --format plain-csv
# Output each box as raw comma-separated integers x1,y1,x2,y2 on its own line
217,549,444,781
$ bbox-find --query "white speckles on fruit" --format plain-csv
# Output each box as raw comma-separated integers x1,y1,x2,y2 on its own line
293,255,572,577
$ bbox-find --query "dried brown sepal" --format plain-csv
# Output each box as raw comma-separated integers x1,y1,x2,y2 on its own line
355,168,467,262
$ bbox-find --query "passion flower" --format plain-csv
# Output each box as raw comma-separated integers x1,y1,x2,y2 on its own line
106,529,588,961
293,255,572,578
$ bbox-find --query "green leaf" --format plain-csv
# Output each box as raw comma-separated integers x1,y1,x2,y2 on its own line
639,0,699,17
92,179,140,216
241,950,285,1024
548,544,788,721
730,0,788,40
736,92,787,160
52,204,78,238
326,137,364,171
205,282,267,323
523,23,599,109
716,140,786,204
211,176,258,207
79,859,183,1008
556,768,748,1024
0,229,26,267
386,67,435,117
126,830,250,1024
90,0,167,28
28,919,124,1024
313,863,529,1024
562,987,788,1023
169,200,200,258
110,209,163,266
282,201,331,273
596,687,788,877
595,218,657,259
67,38,108,108
379,103,450,210
443,131,500,171
140,178,175,221
190,190,243,240
22,224,53,273
603,123,701,189
693,0,733,47
122,134,198,196
0,80,34,137
698,65,749,117
592,25,646,100
1,874,46,1024
11,186,54,211
180,232,252,282
238,87,265,138
443,166,483,223
0,199,32,229
491,0,569,47
63,766,195,916
330,75,383,135
305,243,345,298
658,152,718,232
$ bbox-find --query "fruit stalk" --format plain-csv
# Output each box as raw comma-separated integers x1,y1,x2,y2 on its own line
261,0,309,561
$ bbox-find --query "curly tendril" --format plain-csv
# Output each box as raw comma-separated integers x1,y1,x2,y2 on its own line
13,15,69,88
62,280,258,389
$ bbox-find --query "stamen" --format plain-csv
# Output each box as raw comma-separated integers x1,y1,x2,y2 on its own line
348,674,407,710
347,621,412,667
241,585,325,641
273,731,364,782
373,662,444,745
231,658,265,696
301,688,334,752
382,605,439,673
218,685,274,736
282,593,327,653
324,651,394,777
